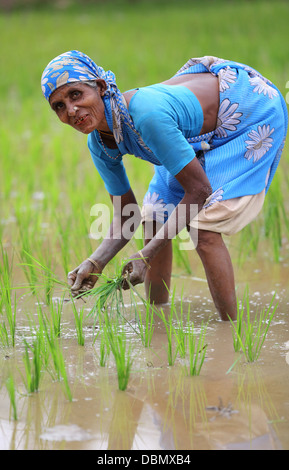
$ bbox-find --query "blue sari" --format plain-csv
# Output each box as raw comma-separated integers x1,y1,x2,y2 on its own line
41,51,288,211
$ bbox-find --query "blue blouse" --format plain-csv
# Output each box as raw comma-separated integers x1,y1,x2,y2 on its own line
87,84,203,195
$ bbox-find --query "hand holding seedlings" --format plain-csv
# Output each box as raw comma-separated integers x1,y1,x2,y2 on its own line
121,251,150,290
67,258,103,297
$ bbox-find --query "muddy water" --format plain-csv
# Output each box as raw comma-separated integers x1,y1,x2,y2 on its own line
0,254,288,450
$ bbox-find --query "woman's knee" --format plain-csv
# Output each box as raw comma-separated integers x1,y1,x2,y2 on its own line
196,229,223,255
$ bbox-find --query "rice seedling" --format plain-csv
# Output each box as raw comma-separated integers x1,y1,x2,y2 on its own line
32,319,52,373
159,282,208,374
21,333,43,394
0,286,3,314
44,331,72,401
134,298,155,348
157,287,196,366
98,331,111,367
92,312,111,366
34,245,55,305
48,297,64,339
1,293,17,349
38,306,72,400
0,296,17,349
172,293,190,359
186,319,208,376
15,222,39,296
5,374,18,421
18,251,69,295
0,322,10,348
230,291,278,363
71,300,85,346
0,245,17,347
0,244,13,298
159,305,178,367
263,174,288,262
126,282,155,347
37,297,63,342
173,313,188,360
231,291,247,353
102,311,133,391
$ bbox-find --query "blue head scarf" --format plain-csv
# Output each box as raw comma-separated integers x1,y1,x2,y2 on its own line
41,51,216,160
41,50,105,99
41,50,144,147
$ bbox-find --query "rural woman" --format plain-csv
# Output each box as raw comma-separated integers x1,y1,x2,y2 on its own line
41,51,288,321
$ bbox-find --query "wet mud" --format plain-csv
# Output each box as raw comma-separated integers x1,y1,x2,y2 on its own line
0,253,288,450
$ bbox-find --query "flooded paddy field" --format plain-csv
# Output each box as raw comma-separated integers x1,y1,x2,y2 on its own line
1,0,289,452
0,245,288,451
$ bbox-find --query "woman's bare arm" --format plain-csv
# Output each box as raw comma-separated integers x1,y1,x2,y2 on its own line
68,188,141,294
122,158,212,286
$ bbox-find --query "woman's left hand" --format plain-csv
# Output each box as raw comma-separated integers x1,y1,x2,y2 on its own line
121,253,149,290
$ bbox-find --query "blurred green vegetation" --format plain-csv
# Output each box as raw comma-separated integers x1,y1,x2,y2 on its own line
1,0,289,95
0,0,288,276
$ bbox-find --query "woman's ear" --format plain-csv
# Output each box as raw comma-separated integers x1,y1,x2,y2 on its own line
96,79,107,96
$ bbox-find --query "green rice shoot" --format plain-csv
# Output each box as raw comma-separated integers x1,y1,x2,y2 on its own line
230,290,278,363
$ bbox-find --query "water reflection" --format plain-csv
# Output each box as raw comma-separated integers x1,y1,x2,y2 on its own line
0,264,289,450
0,352,286,450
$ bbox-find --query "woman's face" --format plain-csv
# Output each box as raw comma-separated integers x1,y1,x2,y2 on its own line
49,80,109,134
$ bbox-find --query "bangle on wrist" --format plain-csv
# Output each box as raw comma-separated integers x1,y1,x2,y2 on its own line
138,250,151,270
87,258,102,272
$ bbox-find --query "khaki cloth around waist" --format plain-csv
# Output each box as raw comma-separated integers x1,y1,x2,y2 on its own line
189,189,265,236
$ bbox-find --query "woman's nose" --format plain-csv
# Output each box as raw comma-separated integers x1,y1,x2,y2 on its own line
67,104,78,116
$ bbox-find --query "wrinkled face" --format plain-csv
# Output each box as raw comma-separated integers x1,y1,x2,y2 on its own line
49,80,109,134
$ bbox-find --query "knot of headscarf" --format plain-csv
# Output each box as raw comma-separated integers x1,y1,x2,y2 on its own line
41,50,139,145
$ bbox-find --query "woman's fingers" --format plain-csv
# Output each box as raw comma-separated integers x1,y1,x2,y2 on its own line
67,269,78,287
71,283,91,297
121,258,147,289
70,273,86,293
68,260,100,296
121,262,131,290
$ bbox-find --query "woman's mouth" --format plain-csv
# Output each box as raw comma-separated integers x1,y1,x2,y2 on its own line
75,114,89,126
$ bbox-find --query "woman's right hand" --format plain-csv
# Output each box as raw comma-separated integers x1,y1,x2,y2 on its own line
67,258,102,298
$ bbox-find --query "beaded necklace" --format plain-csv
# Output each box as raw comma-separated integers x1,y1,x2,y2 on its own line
98,130,122,160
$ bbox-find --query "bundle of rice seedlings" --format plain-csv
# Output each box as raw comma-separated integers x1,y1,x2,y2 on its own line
20,253,147,337
84,271,125,312
80,259,145,321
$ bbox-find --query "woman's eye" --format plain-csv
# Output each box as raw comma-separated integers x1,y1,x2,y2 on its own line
71,90,81,99
55,102,64,111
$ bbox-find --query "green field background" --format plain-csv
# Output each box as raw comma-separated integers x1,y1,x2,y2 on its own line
1,0,289,278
